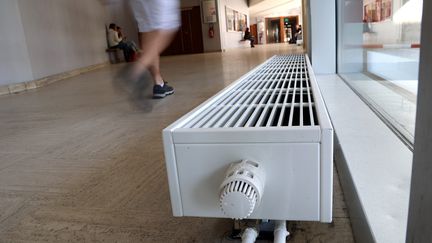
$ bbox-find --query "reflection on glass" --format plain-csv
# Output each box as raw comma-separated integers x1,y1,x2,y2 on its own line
337,0,423,147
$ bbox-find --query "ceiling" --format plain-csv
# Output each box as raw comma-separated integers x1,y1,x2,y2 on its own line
249,0,301,17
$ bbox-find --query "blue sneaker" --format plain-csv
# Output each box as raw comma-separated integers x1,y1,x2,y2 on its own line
114,65,153,111
153,82,174,99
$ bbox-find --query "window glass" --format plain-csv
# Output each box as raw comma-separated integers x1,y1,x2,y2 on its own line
337,0,422,147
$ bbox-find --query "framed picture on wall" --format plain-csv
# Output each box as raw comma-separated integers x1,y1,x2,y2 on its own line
239,13,247,31
225,6,235,31
202,0,217,23
226,6,247,32
234,11,239,31
363,0,392,22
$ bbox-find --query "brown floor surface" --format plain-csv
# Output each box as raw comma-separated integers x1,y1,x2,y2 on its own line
0,44,354,242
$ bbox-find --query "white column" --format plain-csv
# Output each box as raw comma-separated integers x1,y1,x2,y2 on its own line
406,0,432,242
309,0,336,74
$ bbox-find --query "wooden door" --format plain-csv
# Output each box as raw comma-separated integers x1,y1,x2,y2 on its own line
250,24,258,43
163,6,204,55
181,10,193,53
189,6,204,53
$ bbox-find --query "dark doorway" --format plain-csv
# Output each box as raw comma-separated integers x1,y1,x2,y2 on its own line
163,6,204,55
265,16,299,44
267,18,281,43
283,16,299,44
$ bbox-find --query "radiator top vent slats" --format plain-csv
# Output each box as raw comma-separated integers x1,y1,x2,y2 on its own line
183,54,319,128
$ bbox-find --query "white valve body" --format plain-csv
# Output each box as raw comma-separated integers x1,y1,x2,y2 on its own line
219,160,265,219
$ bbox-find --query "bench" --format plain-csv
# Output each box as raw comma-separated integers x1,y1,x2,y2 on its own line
239,39,253,48
106,47,124,64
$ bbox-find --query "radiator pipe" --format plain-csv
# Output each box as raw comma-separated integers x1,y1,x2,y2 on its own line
273,220,289,243
242,227,258,243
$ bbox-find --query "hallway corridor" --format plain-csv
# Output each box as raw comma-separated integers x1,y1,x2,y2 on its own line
0,44,354,242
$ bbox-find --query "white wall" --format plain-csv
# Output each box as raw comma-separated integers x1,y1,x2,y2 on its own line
182,0,222,52
103,0,139,46
103,0,223,53
0,0,33,85
0,0,109,86
217,0,249,50
17,0,108,80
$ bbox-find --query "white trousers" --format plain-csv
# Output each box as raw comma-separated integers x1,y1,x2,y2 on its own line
129,0,181,32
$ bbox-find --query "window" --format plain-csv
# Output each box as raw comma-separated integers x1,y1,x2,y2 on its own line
337,0,423,148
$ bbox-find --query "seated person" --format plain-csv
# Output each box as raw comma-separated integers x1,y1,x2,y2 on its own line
108,23,135,61
243,27,255,48
116,26,140,53
295,27,303,45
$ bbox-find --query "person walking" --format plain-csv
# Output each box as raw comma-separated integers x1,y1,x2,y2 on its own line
117,0,180,107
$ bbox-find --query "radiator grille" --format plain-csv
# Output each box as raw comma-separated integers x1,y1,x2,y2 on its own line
183,54,318,128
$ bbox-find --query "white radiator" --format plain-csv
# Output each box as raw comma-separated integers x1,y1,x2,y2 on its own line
163,54,333,222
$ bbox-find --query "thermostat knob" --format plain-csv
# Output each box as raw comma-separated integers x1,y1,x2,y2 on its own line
219,160,265,219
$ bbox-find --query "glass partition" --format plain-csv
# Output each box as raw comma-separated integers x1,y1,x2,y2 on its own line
337,0,423,147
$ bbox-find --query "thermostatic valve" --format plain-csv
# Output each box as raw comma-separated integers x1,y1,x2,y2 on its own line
219,160,265,219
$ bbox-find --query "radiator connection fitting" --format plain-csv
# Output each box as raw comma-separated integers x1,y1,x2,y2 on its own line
241,227,259,243
273,220,289,243
219,160,265,219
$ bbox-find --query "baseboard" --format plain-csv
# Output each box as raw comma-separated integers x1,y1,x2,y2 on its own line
0,61,110,96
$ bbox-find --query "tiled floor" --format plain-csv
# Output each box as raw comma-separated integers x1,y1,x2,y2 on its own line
0,44,354,242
